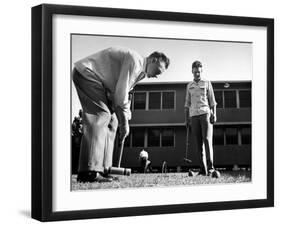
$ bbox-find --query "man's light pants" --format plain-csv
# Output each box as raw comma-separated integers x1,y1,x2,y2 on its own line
73,69,118,173
191,113,214,174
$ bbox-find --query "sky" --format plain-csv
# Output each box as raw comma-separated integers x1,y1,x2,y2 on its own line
71,34,252,118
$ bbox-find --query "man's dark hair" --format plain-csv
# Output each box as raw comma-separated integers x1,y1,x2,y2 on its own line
192,60,202,69
148,51,170,69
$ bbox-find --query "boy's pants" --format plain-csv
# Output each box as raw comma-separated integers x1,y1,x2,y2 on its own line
191,113,214,174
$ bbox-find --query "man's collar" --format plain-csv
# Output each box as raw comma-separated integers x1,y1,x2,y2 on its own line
190,78,205,86
193,78,205,83
190,80,199,86
142,57,148,78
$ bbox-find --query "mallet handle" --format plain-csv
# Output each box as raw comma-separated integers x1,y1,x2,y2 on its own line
117,139,125,168
184,125,192,163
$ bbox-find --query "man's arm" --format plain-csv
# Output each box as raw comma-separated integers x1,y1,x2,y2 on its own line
114,54,134,119
210,105,217,124
115,106,130,140
208,81,217,124
184,84,191,127
114,54,136,140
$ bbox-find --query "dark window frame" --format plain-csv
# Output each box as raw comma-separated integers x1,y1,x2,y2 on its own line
148,91,162,110
161,128,175,147
213,125,251,146
224,90,237,109
239,90,252,108
132,91,147,110
131,127,145,147
132,90,176,111
214,88,251,109
162,91,176,110
241,126,252,145
127,127,176,148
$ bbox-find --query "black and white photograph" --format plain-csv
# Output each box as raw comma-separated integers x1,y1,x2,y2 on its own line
71,34,252,190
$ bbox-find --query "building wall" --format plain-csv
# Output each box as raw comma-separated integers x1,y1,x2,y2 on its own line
117,127,187,168
130,84,186,125
114,81,252,170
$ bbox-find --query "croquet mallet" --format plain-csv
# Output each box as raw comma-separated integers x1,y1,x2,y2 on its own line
184,125,192,163
104,137,131,176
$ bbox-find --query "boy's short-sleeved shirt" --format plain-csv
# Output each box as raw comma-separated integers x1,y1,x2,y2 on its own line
185,79,217,117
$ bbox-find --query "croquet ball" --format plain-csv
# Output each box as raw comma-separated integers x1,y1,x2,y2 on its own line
211,170,221,178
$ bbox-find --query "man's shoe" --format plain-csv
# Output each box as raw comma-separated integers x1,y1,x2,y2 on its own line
211,170,221,178
77,171,113,183
77,171,97,182
100,172,119,182
208,169,215,176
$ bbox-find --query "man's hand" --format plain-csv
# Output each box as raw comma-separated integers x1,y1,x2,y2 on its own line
186,117,191,128
119,120,129,140
210,113,217,124
115,106,130,140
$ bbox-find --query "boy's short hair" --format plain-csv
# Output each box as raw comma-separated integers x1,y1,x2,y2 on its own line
148,51,170,69
192,60,202,69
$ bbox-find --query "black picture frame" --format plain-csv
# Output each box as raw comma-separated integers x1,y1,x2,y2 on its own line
31,4,274,222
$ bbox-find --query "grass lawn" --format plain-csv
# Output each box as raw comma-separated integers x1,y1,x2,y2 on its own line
71,170,251,191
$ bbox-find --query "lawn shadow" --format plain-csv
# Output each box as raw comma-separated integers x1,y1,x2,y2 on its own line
19,210,31,218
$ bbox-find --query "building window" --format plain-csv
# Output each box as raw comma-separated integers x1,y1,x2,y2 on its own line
241,126,251,145
132,128,145,147
162,129,175,147
147,129,160,147
214,89,252,109
239,90,251,108
214,91,223,108
225,127,238,145
224,90,237,108
132,90,175,111
162,92,175,109
213,127,224,145
149,92,161,110
127,127,176,148
213,125,251,146
133,92,146,110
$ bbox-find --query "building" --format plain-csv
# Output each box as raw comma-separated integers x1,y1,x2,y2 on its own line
114,81,252,171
